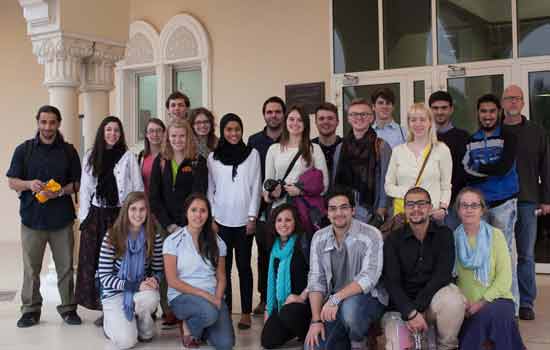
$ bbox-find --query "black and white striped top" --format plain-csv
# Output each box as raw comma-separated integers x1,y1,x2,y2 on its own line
98,231,164,299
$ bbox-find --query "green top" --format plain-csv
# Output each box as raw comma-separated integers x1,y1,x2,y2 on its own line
171,159,179,186
456,227,513,303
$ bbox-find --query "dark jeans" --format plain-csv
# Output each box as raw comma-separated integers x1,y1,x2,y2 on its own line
261,302,311,349
254,220,272,304
218,224,254,314
515,201,538,308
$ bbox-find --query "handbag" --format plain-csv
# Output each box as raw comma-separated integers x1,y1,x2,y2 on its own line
294,167,328,238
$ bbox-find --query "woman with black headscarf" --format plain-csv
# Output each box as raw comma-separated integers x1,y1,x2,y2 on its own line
207,113,262,329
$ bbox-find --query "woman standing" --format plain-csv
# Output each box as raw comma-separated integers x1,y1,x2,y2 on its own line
138,118,166,194
208,113,261,329
76,116,144,316
149,119,208,234
454,187,524,349
189,107,218,159
98,192,163,349
261,204,311,349
385,103,452,221
163,193,235,350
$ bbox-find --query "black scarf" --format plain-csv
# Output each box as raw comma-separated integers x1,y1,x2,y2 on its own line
336,128,378,207
96,148,124,206
213,113,253,180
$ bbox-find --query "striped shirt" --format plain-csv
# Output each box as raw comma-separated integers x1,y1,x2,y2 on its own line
98,231,164,299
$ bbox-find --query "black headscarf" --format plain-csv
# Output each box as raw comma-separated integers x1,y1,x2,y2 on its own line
213,113,253,180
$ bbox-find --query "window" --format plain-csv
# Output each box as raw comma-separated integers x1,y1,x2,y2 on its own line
518,0,550,57
137,74,158,140
173,69,202,108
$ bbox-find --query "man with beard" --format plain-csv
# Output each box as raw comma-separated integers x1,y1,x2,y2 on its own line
7,105,82,327
312,102,342,184
382,187,465,350
248,96,286,315
305,187,386,350
462,93,520,314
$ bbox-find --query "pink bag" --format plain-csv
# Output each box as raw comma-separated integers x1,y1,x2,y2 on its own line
294,167,327,237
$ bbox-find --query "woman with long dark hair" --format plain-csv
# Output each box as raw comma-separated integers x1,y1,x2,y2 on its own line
261,203,311,349
98,192,163,349
163,193,234,350
138,118,166,194
208,113,262,329
76,116,144,319
188,107,218,159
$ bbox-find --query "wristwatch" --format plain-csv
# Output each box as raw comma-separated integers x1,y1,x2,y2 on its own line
328,294,341,306
248,217,256,222
57,188,65,198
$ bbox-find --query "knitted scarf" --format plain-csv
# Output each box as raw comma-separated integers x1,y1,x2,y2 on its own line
266,235,296,316
118,227,146,321
454,220,493,287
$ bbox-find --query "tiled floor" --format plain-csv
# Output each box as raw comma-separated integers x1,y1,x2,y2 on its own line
1,241,549,349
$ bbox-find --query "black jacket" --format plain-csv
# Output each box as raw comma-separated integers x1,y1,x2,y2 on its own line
149,155,208,230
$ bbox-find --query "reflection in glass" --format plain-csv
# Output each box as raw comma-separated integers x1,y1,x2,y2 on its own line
447,75,503,133
383,0,432,68
528,71,550,135
342,83,400,135
333,0,379,73
137,74,157,141
414,81,426,103
174,70,202,108
437,0,512,64
518,0,550,57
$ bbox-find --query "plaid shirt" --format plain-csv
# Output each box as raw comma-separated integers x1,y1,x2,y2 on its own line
307,219,388,305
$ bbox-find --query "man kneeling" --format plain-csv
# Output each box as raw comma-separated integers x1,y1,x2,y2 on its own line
305,187,387,350
382,187,465,350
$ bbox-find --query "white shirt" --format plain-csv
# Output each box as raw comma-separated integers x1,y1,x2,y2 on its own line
162,227,227,301
79,150,144,222
207,149,262,227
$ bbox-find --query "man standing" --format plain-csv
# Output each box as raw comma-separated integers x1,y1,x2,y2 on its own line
502,84,550,320
371,88,407,149
312,102,342,184
429,91,470,229
165,91,190,122
248,96,285,315
463,93,520,313
305,187,386,350
7,105,82,328
383,187,465,350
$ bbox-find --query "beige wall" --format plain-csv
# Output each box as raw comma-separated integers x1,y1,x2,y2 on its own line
129,0,331,139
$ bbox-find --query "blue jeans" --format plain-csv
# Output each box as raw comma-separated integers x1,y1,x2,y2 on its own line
515,201,538,308
170,294,235,350
485,198,519,314
444,205,461,231
306,293,385,350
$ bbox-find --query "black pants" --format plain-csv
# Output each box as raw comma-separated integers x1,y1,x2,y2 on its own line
218,224,254,314
254,220,272,304
261,302,312,349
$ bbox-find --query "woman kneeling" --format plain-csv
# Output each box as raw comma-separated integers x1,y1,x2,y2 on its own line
454,187,524,350
99,191,163,349
163,193,235,349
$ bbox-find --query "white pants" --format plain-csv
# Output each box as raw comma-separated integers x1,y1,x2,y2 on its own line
102,290,160,349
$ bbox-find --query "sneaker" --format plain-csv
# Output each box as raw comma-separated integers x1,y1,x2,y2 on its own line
253,301,265,315
519,306,535,320
162,312,178,328
93,314,104,327
182,335,201,348
350,340,367,350
138,336,153,343
61,310,82,325
17,312,41,328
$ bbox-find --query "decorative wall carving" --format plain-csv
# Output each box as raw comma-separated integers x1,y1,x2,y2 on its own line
165,27,198,60
125,33,155,66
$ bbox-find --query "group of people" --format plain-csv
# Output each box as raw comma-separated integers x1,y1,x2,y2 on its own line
6,85,547,349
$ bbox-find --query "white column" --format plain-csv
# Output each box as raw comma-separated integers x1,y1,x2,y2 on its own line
48,86,80,146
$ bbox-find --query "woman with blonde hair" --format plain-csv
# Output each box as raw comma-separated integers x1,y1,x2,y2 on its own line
385,103,452,221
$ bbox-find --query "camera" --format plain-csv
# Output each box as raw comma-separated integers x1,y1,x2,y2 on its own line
263,179,284,193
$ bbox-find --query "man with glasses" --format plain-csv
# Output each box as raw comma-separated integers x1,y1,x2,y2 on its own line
248,96,286,315
305,187,386,350
382,187,465,350
312,102,342,185
463,93,520,315
372,88,407,149
502,84,550,320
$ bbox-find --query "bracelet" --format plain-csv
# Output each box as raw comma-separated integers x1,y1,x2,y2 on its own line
406,310,418,321
58,188,65,198
310,319,323,325
328,294,341,306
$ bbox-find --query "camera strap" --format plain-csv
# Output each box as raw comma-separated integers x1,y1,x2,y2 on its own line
281,150,303,184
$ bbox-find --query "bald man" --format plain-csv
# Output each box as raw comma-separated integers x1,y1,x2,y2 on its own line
502,84,550,320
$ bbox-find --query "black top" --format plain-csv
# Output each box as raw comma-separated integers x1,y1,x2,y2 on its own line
311,136,342,180
6,133,81,230
437,127,469,204
272,238,308,295
503,116,550,203
149,155,208,230
383,221,455,319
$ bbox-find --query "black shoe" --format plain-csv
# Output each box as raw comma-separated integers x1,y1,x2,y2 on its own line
60,310,82,325
138,336,153,343
519,306,535,320
17,312,40,328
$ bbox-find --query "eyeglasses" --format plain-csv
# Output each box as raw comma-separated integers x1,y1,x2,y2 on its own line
348,112,374,118
146,128,164,135
194,120,211,126
502,96,523,102
459,202,482,210
404,200,431,209
327,204,353,212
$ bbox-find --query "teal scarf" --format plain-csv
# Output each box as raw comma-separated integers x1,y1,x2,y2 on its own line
266,235,297,316
454,220,493,287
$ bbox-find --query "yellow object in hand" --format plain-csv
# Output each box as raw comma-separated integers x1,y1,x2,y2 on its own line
35,179,62,203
